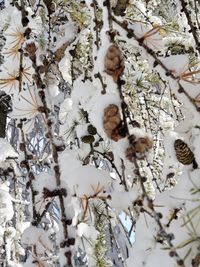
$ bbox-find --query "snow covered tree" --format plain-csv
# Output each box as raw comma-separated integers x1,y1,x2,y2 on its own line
1,0,200,266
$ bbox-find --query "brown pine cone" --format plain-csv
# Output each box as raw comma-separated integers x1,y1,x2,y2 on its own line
25,42,37,62
103,104,125,141
135,137,153,154
105,45,125,82
125,135,153,161
174,139,198,169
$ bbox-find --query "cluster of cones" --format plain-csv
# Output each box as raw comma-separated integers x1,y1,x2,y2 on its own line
102,44,153,161
103,104,153,161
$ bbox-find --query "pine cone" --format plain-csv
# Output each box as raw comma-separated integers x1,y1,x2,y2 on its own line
192,252,200,267
174,139,198,169
103,104,126,141
25,42,37,63
104,45,124,82
135,137,153,154
125,135,153,161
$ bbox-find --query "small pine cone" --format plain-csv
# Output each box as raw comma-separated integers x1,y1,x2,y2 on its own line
135,137,153,154
104,45,125,82
174,139,198,169
25,42,37,62
125,135,153,161
103,104,124,141
192,253,200,267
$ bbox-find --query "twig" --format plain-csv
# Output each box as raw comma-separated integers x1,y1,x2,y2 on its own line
179,0,200,55
92,0,101,50
133,157,186,267
111,15,200,113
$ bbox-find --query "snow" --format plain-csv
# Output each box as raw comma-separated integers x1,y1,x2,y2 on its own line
59,149,82,176
21,226,53,253
77,222,98,240
131,22,164,51
0,139,17,161
11,86,43,119
58,55,72,84
61,165,110,198
72,77,98,108
33,172,56,195
0,182,14,224
161,54,189,77
108,186,140,212
1,0,200,266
